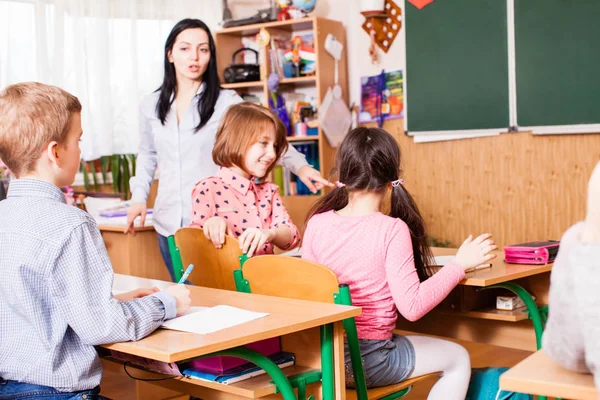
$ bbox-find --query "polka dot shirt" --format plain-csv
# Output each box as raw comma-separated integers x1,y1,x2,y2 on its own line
190,167,300,255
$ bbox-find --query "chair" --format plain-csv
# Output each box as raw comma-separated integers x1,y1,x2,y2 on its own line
167,227,245,289
237,255,439,400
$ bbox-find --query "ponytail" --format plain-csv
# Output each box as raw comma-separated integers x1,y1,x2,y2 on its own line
390,184,434,282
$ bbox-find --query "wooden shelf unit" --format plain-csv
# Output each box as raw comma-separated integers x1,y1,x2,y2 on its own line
436,307,530,322
215,17,348,229
103,358,318,399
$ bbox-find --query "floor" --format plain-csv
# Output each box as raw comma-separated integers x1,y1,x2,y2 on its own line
99,333,537,400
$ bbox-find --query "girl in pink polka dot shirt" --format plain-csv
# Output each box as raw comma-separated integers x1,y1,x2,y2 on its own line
302,127,497,399
190,102,300,257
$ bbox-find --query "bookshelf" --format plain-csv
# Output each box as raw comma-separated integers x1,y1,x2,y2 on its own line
215,17,348,230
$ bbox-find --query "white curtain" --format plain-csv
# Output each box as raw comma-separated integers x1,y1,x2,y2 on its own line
0,0,221,161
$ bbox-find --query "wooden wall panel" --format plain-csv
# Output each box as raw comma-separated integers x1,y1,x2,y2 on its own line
369,118,600,248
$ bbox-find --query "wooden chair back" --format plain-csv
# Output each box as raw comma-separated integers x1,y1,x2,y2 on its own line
174,227,242,290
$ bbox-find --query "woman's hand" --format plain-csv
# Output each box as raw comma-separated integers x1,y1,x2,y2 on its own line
203,216,229,248
124,202,147,235
455,233,498,271
114,287,159,302
238,228,276,257
296,165,334,193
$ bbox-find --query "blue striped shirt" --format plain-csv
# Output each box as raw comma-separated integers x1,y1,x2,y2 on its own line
0,179,176,392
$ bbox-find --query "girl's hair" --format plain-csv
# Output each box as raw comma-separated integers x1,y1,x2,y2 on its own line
156,18,220,132
306,127,433,281
212,102,289,177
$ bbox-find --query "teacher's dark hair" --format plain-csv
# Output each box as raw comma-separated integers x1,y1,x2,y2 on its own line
156,18,221,132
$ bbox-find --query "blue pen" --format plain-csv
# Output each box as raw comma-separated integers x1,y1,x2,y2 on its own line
178,264,194,284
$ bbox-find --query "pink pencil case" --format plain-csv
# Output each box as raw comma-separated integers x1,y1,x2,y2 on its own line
504,241,560,265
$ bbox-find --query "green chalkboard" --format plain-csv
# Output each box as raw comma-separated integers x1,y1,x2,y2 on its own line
515,0,600,127
405,0,509,133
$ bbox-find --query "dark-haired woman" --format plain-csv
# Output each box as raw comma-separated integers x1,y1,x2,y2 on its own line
302,127,497,399
125,19,330,281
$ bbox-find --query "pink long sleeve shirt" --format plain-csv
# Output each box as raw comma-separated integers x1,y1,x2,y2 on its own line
190,167,300,255
302,210,465,340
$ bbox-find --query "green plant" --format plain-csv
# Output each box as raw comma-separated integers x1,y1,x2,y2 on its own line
79,154,136,199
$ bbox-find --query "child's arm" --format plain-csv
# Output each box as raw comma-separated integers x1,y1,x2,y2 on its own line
237,188,300,257
50,222,185,345
190,180,229,248
269,188,300,249
384,222,466,322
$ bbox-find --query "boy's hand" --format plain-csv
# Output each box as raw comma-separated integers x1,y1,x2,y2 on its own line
239,228,275,257
582,161,600,243
203,216,229,248
296,165,334,194
124,202,147,235
165,285,191,317
114,287,160,302
455,233,498,271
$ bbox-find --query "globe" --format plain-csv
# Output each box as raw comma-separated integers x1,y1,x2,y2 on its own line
292,0,317,14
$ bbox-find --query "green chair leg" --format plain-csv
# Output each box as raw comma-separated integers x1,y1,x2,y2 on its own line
201,346,297,400
167,235,183,283
335,285,369,400
482,282,547,400
320,323,334,400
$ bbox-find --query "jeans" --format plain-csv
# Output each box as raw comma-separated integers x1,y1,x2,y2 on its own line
0,379,106,399
157,233,176,282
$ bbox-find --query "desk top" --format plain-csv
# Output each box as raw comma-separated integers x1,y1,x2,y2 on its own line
432,247,552,287
500,350,597,400
99,225,155,233
103,274,360,362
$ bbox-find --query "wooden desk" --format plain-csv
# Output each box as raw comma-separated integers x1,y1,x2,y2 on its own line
500,350,597,400
397,248,553,351
102,274,361,400
99,225,171,281
432,247,553,287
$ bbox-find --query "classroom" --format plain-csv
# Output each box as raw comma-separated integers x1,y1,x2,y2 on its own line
0,0,599,399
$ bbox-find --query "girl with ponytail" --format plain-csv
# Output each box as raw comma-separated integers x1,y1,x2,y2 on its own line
302,127,497,399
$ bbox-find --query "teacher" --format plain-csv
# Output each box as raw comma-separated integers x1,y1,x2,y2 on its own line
125,19,331,281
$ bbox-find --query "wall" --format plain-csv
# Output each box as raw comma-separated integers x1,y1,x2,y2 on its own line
381,118,599,248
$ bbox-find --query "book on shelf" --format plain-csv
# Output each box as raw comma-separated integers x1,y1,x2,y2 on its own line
105,350,296,385
182,351,296,385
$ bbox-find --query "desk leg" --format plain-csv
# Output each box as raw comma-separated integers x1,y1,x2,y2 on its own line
484,282,544,349
484,282,548,400
333,321,346,400
207,347,297,400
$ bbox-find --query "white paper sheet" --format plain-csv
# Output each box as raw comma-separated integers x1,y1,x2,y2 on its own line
433,255,456,266
160,305,269,335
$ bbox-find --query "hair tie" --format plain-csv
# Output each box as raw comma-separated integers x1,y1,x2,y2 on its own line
391,179,405,187
335,181,346,188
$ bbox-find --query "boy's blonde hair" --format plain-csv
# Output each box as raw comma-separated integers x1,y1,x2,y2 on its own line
0,82,82,177
213,102,288,176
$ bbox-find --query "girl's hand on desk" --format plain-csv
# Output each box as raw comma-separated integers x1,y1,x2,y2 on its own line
239,228,275,258
455,233,497,271
165,285,191,317
114,287,160,302
203,216,230,248
124,202,147,236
